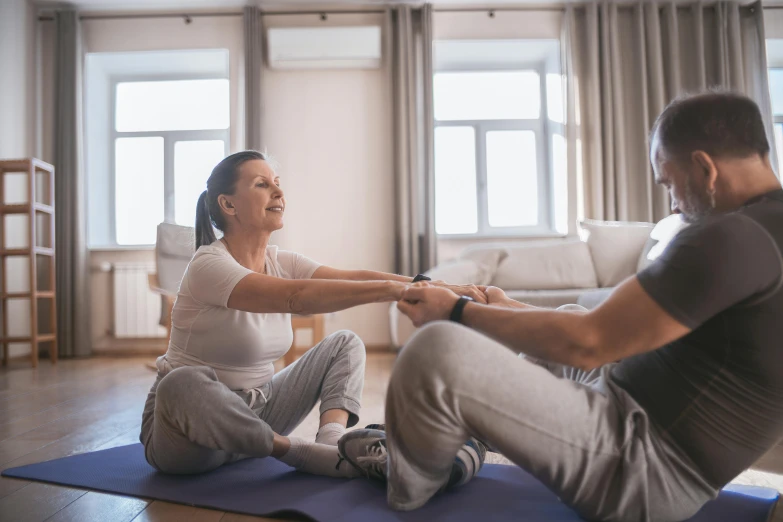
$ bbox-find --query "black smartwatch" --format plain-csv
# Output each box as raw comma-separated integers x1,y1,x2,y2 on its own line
412,274,431,283
449,296,474,324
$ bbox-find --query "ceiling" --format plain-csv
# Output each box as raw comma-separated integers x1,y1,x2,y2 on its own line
32,0,780,12
33,0,571,12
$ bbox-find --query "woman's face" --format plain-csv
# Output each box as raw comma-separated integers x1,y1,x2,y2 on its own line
220,159,285,232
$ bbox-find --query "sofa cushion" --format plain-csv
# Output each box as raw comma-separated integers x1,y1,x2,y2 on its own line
580,219,654,287
156,223,196,294
425,259,494,286
459,245,509,273
576,288,616,310
505,288,589,309
491,240,598,291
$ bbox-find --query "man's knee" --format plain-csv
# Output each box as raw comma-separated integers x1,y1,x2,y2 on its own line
397,321,471,380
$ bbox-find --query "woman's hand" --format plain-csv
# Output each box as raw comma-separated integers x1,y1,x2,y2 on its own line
397,283,461,327
430,281,488,304
483,286,532,309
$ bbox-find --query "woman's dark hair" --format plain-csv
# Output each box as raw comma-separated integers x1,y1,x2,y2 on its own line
195,150,267,249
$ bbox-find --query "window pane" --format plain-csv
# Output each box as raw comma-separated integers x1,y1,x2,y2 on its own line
486,130,538,227
770,69,783,115
435,127,478,234
115,137,164,245
434,71,540,121
175,140,226,226
552,133,568,234
546,73,564,124
116,79,229,132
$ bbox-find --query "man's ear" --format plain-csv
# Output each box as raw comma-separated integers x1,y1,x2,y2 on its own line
218,195,236,216
691,150,718,191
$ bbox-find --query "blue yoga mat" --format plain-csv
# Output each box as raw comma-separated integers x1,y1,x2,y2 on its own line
2,444,778,521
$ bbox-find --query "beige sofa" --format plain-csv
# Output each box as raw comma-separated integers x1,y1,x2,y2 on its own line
390,216,687,348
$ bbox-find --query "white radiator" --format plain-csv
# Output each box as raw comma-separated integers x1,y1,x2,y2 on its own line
112,262,167,338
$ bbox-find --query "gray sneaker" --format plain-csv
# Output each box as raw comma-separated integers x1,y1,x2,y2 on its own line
337,429,388,481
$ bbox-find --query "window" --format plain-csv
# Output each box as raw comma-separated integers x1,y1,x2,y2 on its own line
86,49,230,248
433,40,565,237
770,68,783,175
112,79,229,245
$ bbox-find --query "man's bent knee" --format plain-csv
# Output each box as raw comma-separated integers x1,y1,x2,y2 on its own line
396,322,473,382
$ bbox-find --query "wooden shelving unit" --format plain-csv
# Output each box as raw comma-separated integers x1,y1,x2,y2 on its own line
0,158,57,368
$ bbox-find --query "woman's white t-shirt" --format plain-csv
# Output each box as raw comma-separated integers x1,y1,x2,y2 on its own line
157,240,321,391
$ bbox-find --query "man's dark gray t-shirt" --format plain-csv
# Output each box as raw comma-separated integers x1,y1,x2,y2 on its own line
612,189,783,489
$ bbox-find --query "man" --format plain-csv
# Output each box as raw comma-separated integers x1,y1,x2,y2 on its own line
339,91,783,522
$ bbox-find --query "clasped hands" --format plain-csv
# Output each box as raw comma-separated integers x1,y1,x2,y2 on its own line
396,281,519,327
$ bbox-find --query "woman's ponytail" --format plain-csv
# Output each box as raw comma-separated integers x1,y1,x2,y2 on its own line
195,190,217,249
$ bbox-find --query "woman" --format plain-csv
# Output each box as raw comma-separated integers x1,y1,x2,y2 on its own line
140,150,485,478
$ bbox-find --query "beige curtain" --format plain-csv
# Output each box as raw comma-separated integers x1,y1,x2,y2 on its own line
54,9,91,357
566,1,776,223
388,4,437,275
243,6,263,151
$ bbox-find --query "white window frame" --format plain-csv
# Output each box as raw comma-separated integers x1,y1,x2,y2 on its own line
85,49,231,250
110,74,229,244
433,40,564,238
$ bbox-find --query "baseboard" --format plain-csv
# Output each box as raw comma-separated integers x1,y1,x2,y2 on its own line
752,443,783,474
92,348,167,357
92,343,395,358
289,343,395,355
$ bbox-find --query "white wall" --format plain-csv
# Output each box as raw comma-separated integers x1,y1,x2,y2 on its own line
432,9,567,263
765,8,783,40
262,12,394,347
0,0,37,359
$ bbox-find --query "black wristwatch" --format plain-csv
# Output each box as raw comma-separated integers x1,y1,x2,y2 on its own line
412,274,431,283
449,296,474,324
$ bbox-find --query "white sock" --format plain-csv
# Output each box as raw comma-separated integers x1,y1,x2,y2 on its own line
315,422,346,446
277,436,360,478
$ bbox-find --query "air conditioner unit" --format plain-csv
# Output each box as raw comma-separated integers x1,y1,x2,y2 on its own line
267,26,382,70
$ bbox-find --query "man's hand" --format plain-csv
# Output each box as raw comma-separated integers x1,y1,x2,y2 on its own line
430,281,488,304
484,286,531,309
397,283,461,327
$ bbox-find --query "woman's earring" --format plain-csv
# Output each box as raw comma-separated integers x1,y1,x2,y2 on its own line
709,189,716,209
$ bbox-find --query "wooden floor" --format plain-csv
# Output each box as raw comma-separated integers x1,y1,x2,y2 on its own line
0,354,781,522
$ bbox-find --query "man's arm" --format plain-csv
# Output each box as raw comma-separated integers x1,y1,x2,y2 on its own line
397,278,690,371
313,266,488,303
461,278,691,370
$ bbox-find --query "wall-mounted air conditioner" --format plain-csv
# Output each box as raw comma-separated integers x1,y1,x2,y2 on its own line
267,26,382,70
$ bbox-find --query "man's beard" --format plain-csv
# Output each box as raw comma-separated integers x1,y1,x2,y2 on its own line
680,178,715,224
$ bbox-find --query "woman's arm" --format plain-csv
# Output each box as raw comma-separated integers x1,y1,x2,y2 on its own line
312,266,412,283
312,266,488,303
227,273,407,315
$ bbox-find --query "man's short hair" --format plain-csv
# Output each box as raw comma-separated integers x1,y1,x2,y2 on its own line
651,90,770,162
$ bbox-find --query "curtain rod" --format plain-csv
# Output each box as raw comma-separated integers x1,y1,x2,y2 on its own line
38,8,386,22
433,6,565,12
38,12,241,21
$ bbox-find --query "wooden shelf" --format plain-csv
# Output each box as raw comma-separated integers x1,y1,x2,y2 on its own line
0,158,57,368
0,291,55,299
0,203,54,215
1,334,56,343
0,247,55,257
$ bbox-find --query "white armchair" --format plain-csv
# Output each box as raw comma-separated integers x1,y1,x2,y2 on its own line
149,223,195,344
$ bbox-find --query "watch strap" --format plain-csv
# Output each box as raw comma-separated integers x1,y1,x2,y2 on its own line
449,296,474,323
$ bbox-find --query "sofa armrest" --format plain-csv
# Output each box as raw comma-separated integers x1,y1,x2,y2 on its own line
576,287,616,310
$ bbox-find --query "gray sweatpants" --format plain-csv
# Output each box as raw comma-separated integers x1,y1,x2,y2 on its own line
384,320,717,522
139,330,365,474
